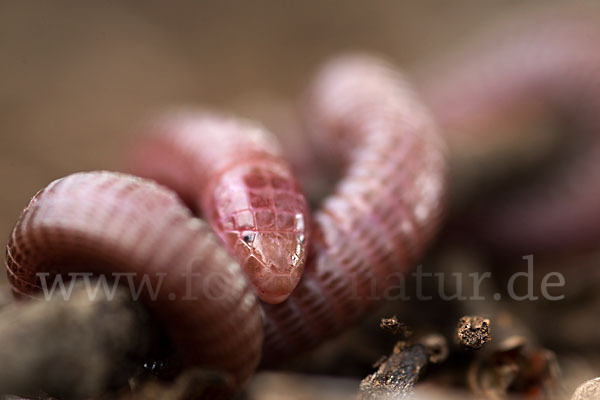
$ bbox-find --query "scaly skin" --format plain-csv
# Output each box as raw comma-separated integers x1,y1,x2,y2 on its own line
261,55,446,363
128,113,310,304
5,172,263,394
5,55,446,396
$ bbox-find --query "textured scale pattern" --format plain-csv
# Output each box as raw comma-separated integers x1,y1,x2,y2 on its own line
260,55,446,363
419,9,600,252
5,172,263,393
129,113,310,304
5,55,446,395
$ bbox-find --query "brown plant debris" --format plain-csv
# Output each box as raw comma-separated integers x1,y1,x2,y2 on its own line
358,317,451,399
419,334,449,364
457,316,491,350
359,342,429,400
468,336,561,399
380,315,412,338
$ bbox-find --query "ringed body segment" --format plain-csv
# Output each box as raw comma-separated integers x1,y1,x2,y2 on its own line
5,171,263,393
128,113,311,304
5,55,447,397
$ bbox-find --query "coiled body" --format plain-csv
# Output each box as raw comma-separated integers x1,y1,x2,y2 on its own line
419,8,600,253
5,56,446,394
5,172,263,393
128,114,311,304
261,56,446,362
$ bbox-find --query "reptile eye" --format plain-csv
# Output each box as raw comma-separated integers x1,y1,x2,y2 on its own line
241,231,255,244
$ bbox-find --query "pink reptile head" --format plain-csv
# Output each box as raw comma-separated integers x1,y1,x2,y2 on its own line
235,228,307,304
129,112,311,304
210,164,310,304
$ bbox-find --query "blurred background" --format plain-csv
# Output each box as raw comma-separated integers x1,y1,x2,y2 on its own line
0,0,554,251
